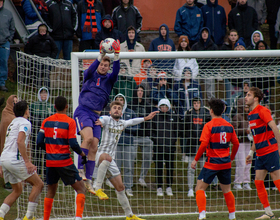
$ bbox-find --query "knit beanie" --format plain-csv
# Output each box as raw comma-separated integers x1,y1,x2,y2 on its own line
234,37,246,49
179,35,189,45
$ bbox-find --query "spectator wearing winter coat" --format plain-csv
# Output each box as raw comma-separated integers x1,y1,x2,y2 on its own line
182,97,211,197
221,29,239,50
173,35,199,81
114,93,139,197
112,0,142,42
173,67,203,118
151,98,179,197
246,30,264,50
95,14,123,48
130,85,154,188
228,0,258,47
25,23,58,58
174,0,204,47
247,0,267,26
151,72,173,106
22,0,48,27
267,0,280,49
111,62,137,103
120,26,145,75
140,64,158,101
133,59,152,86
191,27,218,100
148,24,176,72
76,0,105,51
46,0,78,60
201,0,227,46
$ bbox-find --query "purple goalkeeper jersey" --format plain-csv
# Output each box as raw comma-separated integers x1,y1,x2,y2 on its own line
78,59,120,111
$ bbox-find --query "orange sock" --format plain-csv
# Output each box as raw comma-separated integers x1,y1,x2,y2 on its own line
44,197,53,220
273,179,280,192
224,191,235,213
255,180,270,208
196,190,206,213
76,193,86,218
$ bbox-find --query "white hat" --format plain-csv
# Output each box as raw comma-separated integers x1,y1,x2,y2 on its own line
158,98,171,111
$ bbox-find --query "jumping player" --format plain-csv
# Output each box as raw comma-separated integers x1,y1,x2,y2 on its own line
73,39,121,194
37,96,88,220
245,87,280,220
0,101,44,220
191,98,239,220
94,101,158,220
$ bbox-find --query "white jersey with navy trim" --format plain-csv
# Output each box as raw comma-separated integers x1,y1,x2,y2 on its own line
97,116,144,159
0,117,31,162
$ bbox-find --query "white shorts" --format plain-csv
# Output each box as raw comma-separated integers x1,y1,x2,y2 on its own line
95,151,120,178
1,160,33,184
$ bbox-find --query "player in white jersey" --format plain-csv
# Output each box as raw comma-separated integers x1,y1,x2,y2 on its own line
94,100,158,220
0,101,44,220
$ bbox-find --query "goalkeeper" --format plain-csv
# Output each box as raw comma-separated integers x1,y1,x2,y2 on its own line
73,39,121,194
94,100,158,220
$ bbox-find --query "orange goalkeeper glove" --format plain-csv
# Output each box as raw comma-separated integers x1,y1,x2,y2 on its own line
112,39,120,54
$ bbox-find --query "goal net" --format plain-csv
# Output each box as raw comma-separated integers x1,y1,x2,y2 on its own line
16,50,280,219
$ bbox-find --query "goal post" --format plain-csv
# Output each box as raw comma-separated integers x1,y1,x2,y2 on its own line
16,50,280,219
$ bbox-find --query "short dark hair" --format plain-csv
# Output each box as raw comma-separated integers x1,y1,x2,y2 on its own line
127,25,136,33
55,96,67,111
249,87,263,102
102,56,111,64
13,100,28,117
110,101,123,109
208,98,225,116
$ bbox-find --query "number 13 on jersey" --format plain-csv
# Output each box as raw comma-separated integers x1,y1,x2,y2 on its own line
220,132,227,144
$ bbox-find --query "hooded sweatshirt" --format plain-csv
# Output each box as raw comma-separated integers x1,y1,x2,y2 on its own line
0,1,15,44
0,95,17,153
24,23,58,58
246,30,264,50
113,93,138,145
191,27,219,51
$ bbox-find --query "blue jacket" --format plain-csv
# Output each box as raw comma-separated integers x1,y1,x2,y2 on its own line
22,0,46,25
113,93,138,145
201,0,226,45
174,3,203,42
76,0,104,41
173,79,202,117
152,83,173,106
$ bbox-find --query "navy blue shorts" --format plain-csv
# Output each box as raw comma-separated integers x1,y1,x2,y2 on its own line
74,105,101,139
255,150,280,172
198,167,232,185
46,164,82,186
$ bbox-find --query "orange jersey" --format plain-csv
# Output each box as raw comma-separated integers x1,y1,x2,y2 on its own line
248,105,278,156
40,113,78,167
195,117,239,170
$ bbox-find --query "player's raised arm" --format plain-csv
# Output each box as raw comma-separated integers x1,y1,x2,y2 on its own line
144,111,159,121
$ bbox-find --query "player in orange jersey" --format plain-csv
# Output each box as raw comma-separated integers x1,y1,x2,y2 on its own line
245,87,280,220
191,98,239,220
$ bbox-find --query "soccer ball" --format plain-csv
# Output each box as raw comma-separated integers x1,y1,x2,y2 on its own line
101,38,115,54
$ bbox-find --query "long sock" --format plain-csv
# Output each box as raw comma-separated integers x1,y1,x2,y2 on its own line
76,193,85,218
0,203,10,218
273,179,280,192
78,148,89,169
224,191,235,213
255,180,270,209
85,160,95,179
44,198,53,220
25,201,38,219
196,190,206,213
116,190,133,217
95,160,110,190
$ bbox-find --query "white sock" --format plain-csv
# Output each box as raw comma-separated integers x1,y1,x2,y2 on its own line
229,212,236,219
25,202,38,219
265,206,273,216
0,203,10,218
116,189,133,217
199,210,206,219
75,217,82,220
95,160,110,190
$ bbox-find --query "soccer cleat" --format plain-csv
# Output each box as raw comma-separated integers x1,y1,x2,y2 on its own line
188,189,194,197
126,214,146,220
138,178,147,187
0,217,4,220
157,187,163,196
84,179,96,195
126,189,134,197
166,187,173,196
23,216,35,220
233,184,243,190
243,183,252,190
95,189,109,200
78,169,87,181
255,213,275,219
